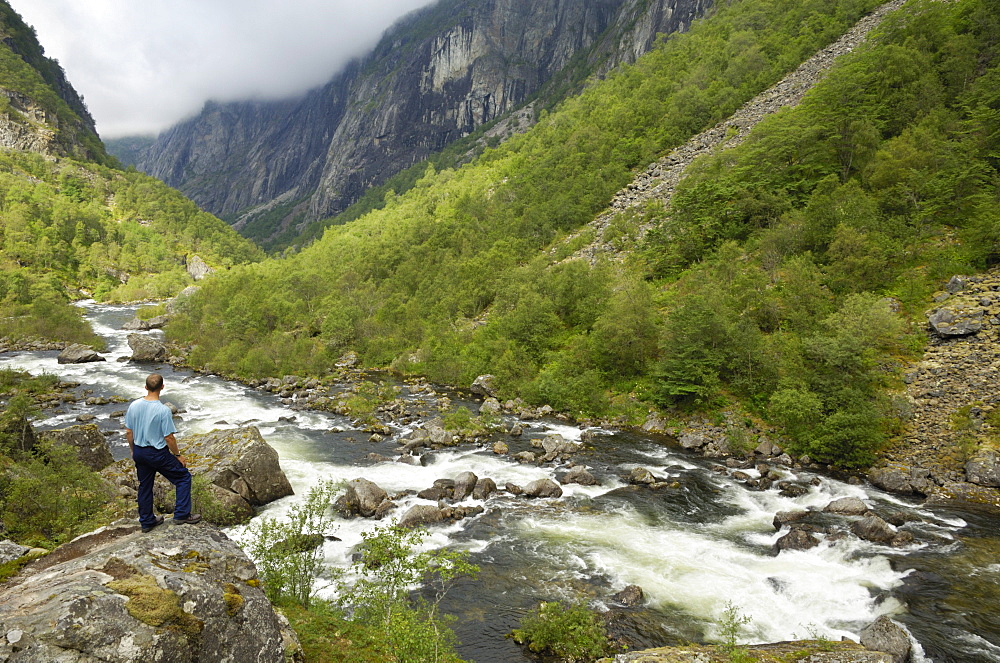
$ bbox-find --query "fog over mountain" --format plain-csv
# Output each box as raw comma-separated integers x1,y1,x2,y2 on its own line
9,0,434,137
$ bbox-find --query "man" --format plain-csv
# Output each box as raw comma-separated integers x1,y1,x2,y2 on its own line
124,373,201,532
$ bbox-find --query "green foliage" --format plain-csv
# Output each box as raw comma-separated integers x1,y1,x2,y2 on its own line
189,475,240,526
335,524,478,663
239,480,340,608
0,440,115,546
511,600,613,662
718,601,754,662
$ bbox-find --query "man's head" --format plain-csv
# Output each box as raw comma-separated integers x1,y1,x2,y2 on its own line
145,373,164,393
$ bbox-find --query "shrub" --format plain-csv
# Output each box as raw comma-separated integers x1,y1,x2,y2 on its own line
511,601,613,662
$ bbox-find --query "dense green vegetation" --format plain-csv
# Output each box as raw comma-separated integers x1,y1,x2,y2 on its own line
172,0,998,467
0,149,264,343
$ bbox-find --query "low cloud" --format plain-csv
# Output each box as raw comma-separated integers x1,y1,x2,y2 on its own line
13,0,435,137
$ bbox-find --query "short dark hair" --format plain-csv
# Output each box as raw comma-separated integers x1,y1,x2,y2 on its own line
145,374,164,392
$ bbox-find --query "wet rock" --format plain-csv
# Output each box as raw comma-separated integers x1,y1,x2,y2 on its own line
560,466,598,486
628,467,657,485
824,496,869,515
57,343,105,364
336,478,389,518
927,306,983,337
860,615,912,663
611,584,644,607
965,450,1000,487
509,424,523,437
127,334,167,363
492,441,509,455
453,472,479,502
38,424,114,470
851,514,896,544
890,531,915,547
398,504,445,529
773,528,820,553
540,434,579,461
472,477,497,500
773,510,810,530
523,478,562,498
504,482,523,495
778,481,808,498
0,522,299,662
513,451,536,463
470,374,498,398
396,454,421,466
366,453,391,463
867,464,934,496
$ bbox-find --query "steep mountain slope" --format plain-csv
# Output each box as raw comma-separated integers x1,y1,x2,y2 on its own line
0,0,262,346
124,0,712,245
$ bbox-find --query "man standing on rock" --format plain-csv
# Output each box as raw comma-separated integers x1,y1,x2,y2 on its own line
125,373,201,532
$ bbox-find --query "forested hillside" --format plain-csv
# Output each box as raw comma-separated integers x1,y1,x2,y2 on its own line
0,0,263,346
166,0,1000,470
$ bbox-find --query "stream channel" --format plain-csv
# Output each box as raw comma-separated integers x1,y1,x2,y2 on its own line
3,302,1000,662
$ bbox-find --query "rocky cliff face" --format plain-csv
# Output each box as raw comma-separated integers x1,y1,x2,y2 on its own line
0,1,105,161
130,0,711,243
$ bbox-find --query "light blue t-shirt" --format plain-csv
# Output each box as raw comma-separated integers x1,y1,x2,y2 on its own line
124,398,177,449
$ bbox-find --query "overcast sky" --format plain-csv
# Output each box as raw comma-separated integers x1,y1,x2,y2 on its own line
11,0,435,138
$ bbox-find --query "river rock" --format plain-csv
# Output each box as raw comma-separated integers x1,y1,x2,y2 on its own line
852,514,896,544
628,467,657,485
773,510,810,530
514,451,536,463
179,427,294,506
824,496,869,515
187,254,215,281
560,466,598,486
641,414,667,433
773,528,820,553
493,441,509,455
860,616,911,663
927,306,983,336
127,333,167,363
0,540,30,565
678,433,707,449
397,504,445,529
523,478,562,498
38,424,114,470
541,434,579,461
470,374,498,398
965,450,1000,487
867,464,934,496
337,478,389,518
0,522,299,662
472,477,497,500
611,584,644,607
453,471,478,502
479,397,502,416
57,343,105,364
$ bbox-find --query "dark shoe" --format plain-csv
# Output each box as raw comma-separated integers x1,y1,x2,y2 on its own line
173,513,202,525
141,515,164,533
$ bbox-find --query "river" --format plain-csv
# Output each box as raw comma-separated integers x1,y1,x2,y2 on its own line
3,301,999,662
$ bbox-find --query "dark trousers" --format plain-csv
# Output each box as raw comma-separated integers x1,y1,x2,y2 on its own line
133,445,192,526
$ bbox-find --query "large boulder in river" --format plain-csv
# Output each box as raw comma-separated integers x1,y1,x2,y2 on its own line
852,514,896,544
824,496,869,516
127,333,167,363
57,343,105,364
397,504,445,529
123,315,170,331
560,466,598,486
860,616,911,663
335,478,389,518
181,427,293,506
523,478,563,498
452,471,478,502
0,521,300,662
965,450,1000,487
773,528,820,554
470,374,498,398
867,463,934,496
38,424,114,470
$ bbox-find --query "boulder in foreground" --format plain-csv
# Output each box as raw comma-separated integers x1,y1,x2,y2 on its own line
0,522,300,662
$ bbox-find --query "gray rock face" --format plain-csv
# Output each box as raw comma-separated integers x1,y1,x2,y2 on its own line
860,616,911,663
128,0,710,243
927,306,984,336
57,343,105,364
472,477,497,500
773,528,820,553
965,450,1000,487
560,466,598,486
523,478,563,498
867,464,934,496
470,375,498,398
452,471,479,502
0,540,30,565
611,584,644,607
0,522,299,663
186,254,215,281
127,334,167,363
398,504,445,529
38,424,114,471
336,478,389,518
